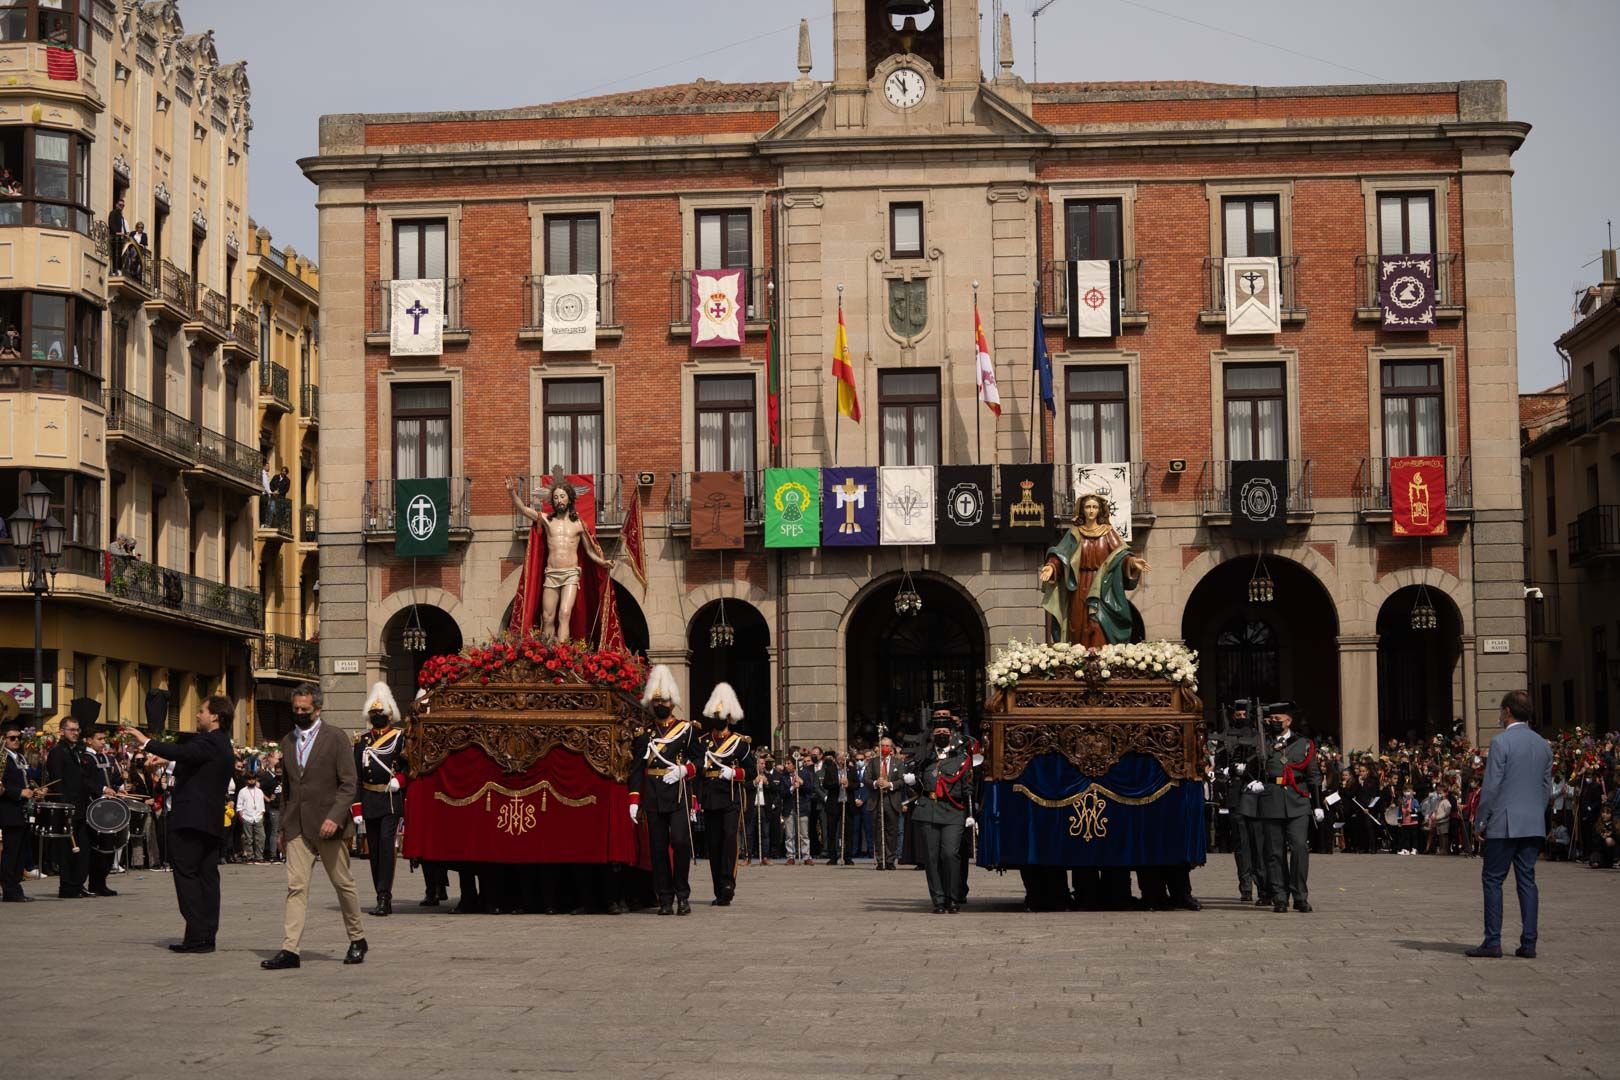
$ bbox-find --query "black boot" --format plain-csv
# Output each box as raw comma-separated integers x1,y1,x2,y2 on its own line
370,893,392,917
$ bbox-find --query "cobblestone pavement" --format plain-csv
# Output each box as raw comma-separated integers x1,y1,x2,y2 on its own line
6,853,1618,1080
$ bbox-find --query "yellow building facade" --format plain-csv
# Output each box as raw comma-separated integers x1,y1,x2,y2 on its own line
0,1,261,737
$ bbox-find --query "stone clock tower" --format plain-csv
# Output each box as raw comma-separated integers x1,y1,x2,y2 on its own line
828,0,989,129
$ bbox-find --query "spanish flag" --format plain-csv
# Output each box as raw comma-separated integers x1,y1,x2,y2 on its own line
832,300,861,422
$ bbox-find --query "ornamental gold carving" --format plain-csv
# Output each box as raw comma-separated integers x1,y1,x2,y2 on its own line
406,679,641,781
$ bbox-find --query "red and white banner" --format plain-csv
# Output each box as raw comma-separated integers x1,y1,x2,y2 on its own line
691,269,745,348
1390,456,1447,537
974,299,1001,417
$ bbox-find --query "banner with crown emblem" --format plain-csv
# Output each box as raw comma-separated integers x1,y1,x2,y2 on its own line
1390,456,1447,537
764,468,820,549
1070,462,1133,543
822,467,877,547
998,464,1055,542
879,466,935,546
691,269,746,348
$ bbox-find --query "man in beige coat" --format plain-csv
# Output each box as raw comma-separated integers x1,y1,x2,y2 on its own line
262,682,368,969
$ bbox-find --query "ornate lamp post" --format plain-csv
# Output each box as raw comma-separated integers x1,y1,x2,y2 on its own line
4,481,66,725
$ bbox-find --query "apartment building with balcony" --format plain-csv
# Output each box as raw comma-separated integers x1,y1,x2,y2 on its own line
304,0,1527,750
0,0,261,733
1521,250,1620,732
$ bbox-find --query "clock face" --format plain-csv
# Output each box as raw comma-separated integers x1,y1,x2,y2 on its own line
884,68,926,110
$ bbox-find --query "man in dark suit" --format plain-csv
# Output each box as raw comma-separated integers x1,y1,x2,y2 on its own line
1468,690,1554,959
263,683,366,970
1,720,36,901
124,695,236,952
44,712,91,898
850,750,874,859
871,736,906,870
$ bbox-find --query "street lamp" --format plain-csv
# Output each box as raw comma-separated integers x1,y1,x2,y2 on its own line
4,481,65,726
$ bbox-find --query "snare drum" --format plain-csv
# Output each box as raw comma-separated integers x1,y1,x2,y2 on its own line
32,798,75,839
125,800,151,831
86,796,131,855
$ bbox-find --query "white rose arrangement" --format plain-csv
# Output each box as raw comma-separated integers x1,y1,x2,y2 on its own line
987,638,1198,693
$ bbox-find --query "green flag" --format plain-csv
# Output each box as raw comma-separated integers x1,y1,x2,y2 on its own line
764,468,820,549
395,478,450,556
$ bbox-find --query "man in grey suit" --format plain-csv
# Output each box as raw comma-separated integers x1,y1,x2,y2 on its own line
1467,690,1553,959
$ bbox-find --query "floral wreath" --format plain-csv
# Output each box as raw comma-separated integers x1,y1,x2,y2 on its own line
416,633,647,696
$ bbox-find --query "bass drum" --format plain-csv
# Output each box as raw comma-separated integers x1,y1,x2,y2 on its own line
86,796,131,855
32,798,75,839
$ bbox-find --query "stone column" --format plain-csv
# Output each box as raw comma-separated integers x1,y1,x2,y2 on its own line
1337,634,1379,753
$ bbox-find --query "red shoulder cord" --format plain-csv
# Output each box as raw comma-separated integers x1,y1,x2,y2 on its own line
1282,740,1317,799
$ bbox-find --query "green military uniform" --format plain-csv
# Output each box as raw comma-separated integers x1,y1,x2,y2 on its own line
1259,729,1322,912
910,743,972,913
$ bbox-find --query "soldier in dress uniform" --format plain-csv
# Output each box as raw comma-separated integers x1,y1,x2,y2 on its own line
628,665,699,916
1225,704,1273,906
1258,705,1324,913
695,682,753,906
354,682,406,917
940,703,981,907
906,708,974,914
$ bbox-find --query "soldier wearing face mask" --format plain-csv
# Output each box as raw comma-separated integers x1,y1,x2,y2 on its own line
628,665,699,916
906,704,973,914
354,682,406,917
695,682,753,907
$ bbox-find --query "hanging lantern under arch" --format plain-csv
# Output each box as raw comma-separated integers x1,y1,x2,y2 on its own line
1247,556,1275,605
1411,588,1438,632
709,599,735,650
894,567,923,616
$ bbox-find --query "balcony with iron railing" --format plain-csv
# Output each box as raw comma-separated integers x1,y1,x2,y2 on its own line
366,278,469,343
108,242,156,299
519,273,622,343
301,504,319,543
510,474,628,534
190,426,263,491
362,477,473,540
1039,260,1148,332
104,388,199,466
1199,256,1306,325
144,259,195,324
1529,589,1561,640
1195,459,1314,520
1353,457,1474,520
252,633,319,680
1569,391,1593,442
299,383,319,426
256,495,293,541
1568,505,1620,565
1049,462,1155,524
187,285,230,343
669,268,770,334
665,471,765,529
1593,378,1617,431
1353,253,1465,319
226,305,260,361
260,361,290,413
106,553,263,633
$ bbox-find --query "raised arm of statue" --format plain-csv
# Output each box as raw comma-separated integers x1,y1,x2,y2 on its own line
506,477,542,523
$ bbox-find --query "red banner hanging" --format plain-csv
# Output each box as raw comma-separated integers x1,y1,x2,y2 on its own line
1390,456,1447,537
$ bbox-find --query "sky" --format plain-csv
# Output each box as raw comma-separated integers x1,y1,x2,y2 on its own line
186,0,1617,392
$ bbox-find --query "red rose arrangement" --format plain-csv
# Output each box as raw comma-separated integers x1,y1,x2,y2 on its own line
416,633,647,696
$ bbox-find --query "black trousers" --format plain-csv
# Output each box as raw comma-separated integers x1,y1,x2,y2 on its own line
55,825,88,895
1263,814,1310,905
646,808,692,903
704,805,740,900
920,820,963,908
422,860,450,900
1,823,26,897
875,798,902,867
168,827,222,946
364,814,400,898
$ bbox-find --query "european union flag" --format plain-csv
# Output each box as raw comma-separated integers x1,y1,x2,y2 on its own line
1033,291,1054,414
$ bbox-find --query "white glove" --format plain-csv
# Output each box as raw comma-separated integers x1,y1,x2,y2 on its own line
1246,781,1265,794
661,767,682,786
965,816,977,830
1234,763,1246,775
387,777,401,793
629,804,640,824
1313,808,1325,823
719,766,737,782
903,772,916,786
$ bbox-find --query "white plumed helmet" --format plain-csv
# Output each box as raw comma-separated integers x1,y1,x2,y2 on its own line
702,682,744,723
364,682,401,725
641,664,681,710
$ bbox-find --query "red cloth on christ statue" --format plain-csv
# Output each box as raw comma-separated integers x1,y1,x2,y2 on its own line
508,475,623,650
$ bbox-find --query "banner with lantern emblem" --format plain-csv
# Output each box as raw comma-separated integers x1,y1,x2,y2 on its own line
764,468,820,549
690,269,746,348
1390,455,1447,536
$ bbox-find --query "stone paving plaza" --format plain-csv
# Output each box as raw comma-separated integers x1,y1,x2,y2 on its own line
6,853,1618,1080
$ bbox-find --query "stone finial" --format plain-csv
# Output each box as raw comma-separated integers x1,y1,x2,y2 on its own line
999,12,1015,74
796,19,813,82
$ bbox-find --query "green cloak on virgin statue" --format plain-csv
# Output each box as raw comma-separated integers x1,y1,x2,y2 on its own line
1038,491,1151,648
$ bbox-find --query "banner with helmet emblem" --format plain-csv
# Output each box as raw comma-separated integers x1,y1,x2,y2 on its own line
542,274,598,352
690,269,745,348
1069,462,1133,543
1390,456,1447,536
936,466,993,545
395,478,450,556
764,468,820,549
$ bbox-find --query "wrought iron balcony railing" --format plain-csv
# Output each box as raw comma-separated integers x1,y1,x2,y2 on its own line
193,426,263,487
665,471,765,528
261,361,290,410
253,634,319,679
1201,256,1305,319
362,477,473,537
1195,459,1314,518
1353,457,1473,516
106,553,263,632
521,273,620,332
1569,505,1620,564
670,267,768,328
367,278,468,337
105,388,199,463
1040,259,1147,327
1353,253,1464,311
511,474,627,533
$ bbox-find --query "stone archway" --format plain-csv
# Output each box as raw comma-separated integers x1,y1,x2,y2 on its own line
688,599,771,746
1376,585,1465,744
381,605,463,712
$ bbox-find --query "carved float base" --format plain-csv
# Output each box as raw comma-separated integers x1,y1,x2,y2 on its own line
986,679,1205,782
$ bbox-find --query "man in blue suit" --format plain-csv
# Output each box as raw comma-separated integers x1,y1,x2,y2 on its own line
1467,690,1553,959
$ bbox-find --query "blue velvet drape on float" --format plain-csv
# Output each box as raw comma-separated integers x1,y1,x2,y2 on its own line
978,752,1206,868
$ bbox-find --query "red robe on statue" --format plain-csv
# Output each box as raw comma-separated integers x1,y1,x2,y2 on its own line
508,478,623,650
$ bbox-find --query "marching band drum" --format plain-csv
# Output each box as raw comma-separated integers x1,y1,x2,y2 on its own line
32,798,75,840
85,796,131,856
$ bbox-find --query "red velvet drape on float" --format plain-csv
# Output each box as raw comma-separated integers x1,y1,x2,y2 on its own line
507,475,623,651
404,746,640,865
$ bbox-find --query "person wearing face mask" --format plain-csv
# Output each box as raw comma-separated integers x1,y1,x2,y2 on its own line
354,682,407,917
695,682,753,906
1258,705,1323,914
908,704,973,914
628,665,699,916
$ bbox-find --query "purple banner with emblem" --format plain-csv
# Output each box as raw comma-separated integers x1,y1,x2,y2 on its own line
821,467,878,547
1379,254,1437,330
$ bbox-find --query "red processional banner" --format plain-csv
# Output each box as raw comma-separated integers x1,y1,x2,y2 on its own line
403,746,639,865
1390,455,1448,537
